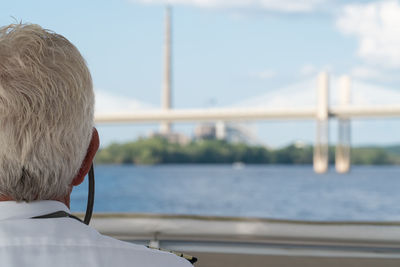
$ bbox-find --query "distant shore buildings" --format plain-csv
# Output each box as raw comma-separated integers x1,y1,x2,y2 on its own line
149,121,261,146
194,122,261,145
149,131,190,145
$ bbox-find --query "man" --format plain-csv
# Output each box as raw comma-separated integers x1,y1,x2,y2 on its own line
0,23,192,266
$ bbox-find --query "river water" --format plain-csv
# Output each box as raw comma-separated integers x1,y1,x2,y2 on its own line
70,164,400,221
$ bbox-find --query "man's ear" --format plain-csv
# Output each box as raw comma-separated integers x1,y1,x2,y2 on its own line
71,128,100,186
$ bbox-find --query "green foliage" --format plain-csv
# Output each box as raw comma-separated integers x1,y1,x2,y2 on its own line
96,138,167,164
95,137,400,165
384,145,400,156
96,138,274,164
352,147,398,165
273,144,313,164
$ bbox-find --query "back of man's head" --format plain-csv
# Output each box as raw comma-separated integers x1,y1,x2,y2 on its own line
0,23,94,202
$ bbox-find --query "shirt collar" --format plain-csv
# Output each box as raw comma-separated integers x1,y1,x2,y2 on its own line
0,200,70,220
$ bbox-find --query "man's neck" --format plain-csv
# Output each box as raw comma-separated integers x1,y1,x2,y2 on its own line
0,195,13,201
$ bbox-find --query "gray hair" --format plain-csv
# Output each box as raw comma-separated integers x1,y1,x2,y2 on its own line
0,23,94,201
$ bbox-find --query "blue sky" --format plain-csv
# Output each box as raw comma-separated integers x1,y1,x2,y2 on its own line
1,0,400,147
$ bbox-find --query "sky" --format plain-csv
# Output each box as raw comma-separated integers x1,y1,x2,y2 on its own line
1,0,400,147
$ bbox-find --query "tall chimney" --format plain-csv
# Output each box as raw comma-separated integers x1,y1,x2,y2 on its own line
160,6,172,134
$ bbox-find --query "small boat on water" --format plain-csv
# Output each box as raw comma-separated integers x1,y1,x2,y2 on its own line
232,162,245,170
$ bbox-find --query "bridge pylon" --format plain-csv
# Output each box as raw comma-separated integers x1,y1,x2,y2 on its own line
160,6,173,134
335,76,351,173
313,72,329,174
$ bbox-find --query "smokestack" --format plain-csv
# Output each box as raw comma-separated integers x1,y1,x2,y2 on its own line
160,5,172,134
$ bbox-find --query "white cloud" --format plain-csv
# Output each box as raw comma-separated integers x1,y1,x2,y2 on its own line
299,64,333,78
232,75,400,108
250,69,277,79
135,0,326,13
95,90,155,115
299,64,317,76
336,0,400,68
349,65,400,82
233,79,316,108
349,79,400,106
351,66,383,80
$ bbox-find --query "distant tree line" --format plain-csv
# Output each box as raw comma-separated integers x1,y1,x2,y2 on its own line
95,137,400,165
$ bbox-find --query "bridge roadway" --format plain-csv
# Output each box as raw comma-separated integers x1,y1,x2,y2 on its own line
94,105,400,124
76,213,400,267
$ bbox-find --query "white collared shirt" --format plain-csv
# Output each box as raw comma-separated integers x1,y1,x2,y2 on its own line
0,200,192,267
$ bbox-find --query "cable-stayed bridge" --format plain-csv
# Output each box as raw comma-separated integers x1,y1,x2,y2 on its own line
95,7,400,173
95,72,400,174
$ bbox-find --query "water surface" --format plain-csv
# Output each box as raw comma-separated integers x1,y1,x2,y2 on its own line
70,165,400,221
